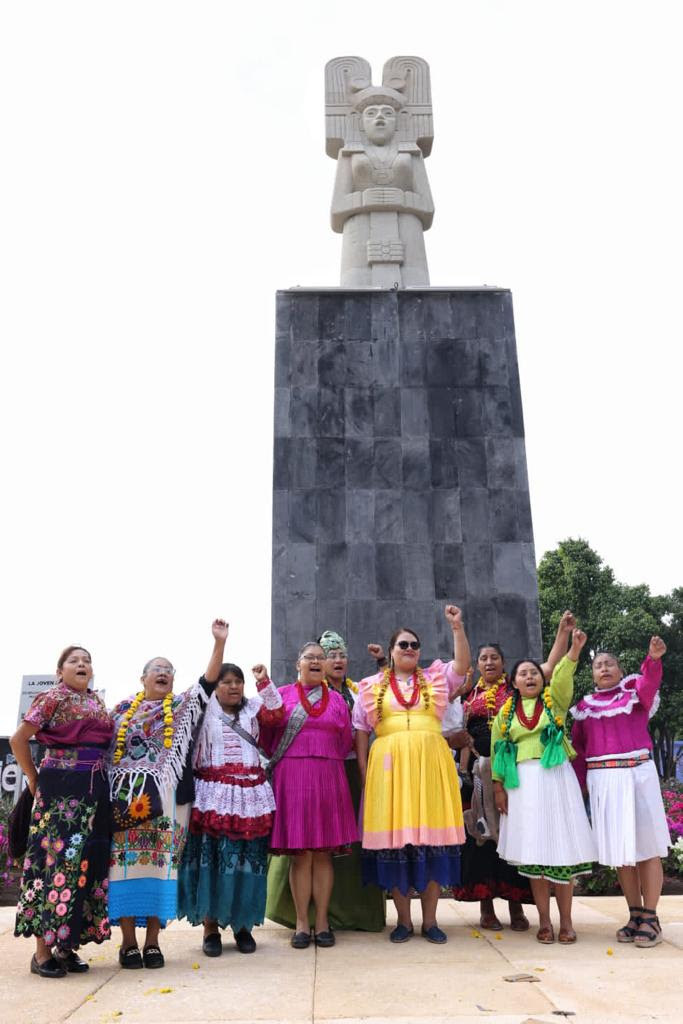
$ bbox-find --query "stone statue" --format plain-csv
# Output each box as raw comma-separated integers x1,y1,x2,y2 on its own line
325,56,434,288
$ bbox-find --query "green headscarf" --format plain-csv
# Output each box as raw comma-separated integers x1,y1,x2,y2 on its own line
318,630,347,656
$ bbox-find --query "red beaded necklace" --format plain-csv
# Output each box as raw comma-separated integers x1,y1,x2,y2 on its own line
389,671,421,710
296,680,329,718
515,696,544,731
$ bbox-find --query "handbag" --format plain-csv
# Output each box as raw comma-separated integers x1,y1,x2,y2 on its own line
8,785,34,860
110,775,163,831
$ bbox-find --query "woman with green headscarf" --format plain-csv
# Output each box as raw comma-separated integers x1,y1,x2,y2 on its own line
265,632,386,932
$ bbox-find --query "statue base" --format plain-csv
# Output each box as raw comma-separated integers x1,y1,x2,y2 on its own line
271,288,541,683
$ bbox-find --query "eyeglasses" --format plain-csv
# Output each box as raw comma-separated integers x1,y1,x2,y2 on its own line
301,654,324,662
148,666,175,675
396,641,420,651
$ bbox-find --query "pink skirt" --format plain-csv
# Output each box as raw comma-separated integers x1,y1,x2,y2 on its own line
270,756,358,853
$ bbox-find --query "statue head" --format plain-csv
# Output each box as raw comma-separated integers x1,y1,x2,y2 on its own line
352,86,404,146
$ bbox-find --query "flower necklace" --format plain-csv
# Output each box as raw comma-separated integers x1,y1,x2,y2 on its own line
470,675,506,729
113,691,175,764
296,680,329,718
376,666,430,722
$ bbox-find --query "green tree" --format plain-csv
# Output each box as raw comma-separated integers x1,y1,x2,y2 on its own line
537,539,683,777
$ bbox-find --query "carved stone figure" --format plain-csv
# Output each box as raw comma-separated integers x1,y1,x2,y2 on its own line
325,56,434,287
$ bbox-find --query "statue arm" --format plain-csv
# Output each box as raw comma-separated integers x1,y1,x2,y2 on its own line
402,154,434,229
330,155,362,233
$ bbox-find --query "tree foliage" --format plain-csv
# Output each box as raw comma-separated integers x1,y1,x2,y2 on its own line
537,538,683,778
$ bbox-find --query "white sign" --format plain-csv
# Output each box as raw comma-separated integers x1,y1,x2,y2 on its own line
18,675,57,726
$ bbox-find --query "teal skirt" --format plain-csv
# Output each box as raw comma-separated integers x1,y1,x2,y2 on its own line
178,833,269,932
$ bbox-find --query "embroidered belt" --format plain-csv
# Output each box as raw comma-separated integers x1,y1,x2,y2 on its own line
42,746,107,793
586,752,650,771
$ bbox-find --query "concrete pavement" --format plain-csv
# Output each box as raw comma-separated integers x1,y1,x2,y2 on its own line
1,896,681,1024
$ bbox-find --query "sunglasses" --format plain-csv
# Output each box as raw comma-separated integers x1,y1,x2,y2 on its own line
395,640,420,651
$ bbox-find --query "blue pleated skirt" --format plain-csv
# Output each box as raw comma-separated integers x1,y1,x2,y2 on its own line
362,844,461,896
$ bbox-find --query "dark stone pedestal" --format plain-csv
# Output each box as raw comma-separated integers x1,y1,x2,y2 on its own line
271,288,541,684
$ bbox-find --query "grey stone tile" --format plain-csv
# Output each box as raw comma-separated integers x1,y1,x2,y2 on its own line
344,293,372,340
427,340,480,387
481,386,513,435
317,488,346,543
274,387,290,438
521,542,539,597
371,292,399,343
375,489,404,543
290,339,318,386
289,490,318,543
402,491,431,543
398,291,425,342
428,388,457,438
403,545,436,599
374,439,402,489
488,488,519,542
290,386,318,436
485,437,517,488
290,294,319,341
478,335,509,386
316,438,346,488
284,543,317,599
401,388,430,437
429,439,459,489
402,439,431,491
399,339,427,386
345,341,381,387
375,599,413,645
373,387,401,437
316,542,348,585
493,542,537,595
345,387,374,436
285,597,316,652
515,487,535,541
315,600,347,638
275,291,292,336
274,334,291,387
376,543,406,598
345,438,374,487
348,598,383,648
454,388,484,437
318,294,346,341
505,333,526,437
449,292,479,339
272,489,289,545
513,438,530,490
346,489,375,541
374,335,400,383
289,439,317,488
318,340,346,386
272,542,288,594
454,439,486,487
463,543,494,597
494,594,530,666
433,543,465,600
347,543,377,598
424,292,455,341
465,599,500,652
460,488,490,542
526,598,543,660
431,489,462,543
270,660,289,687
317,386,345,437
273,437,291,489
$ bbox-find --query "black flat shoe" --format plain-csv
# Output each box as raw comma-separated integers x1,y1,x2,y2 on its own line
202,933,223,957
30,954,66,978
234,928,256,954
142,945,165,969
118,946,143,969
290,930,311,949
55,950,90,973
314,930,335,948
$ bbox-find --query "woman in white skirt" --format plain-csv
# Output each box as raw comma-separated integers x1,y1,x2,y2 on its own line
571,635,670,947
491,629,596,944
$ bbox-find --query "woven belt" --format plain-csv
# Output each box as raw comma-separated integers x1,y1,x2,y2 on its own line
587,752,650,771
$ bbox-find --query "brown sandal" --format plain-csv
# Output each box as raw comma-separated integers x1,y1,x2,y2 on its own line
558,928,577,944
536,926,555,944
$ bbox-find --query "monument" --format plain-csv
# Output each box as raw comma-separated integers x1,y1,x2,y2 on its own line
270,57,541,684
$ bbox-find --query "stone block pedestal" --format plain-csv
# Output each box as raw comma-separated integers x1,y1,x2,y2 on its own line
271,288,541,683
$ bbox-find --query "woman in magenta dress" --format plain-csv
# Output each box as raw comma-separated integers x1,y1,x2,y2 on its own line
11,646,114,978
260,641,357,949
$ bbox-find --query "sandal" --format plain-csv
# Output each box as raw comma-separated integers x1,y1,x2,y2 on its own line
536,925,555,944
142,945,165,969
558,928,577,944
617,906,642,943
633,908,663,948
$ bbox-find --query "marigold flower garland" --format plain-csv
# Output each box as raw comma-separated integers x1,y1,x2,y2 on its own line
494,684,567,787
113,691,175,764
376,666,430,722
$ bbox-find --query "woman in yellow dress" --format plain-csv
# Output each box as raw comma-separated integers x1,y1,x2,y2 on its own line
353,605,466,943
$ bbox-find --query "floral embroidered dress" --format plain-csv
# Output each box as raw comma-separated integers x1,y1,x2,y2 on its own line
108,680,210,927
177,680,284,932
451,677,533,904
353,661,465,894
15,683,114,952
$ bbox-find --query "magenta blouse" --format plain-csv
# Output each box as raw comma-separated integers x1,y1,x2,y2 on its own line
259,684,353,761
24,682,114,748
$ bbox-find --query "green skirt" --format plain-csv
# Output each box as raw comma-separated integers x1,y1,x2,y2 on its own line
265,760,385,932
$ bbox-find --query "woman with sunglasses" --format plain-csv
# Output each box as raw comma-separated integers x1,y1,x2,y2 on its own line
260,641,357,949
108,620,228,969
353,605,467,943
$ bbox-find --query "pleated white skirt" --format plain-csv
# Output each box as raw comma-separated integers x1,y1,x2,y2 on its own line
498,760,596,866
587,758,670,866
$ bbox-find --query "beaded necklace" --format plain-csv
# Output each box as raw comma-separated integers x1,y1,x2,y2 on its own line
296,680,329,718
376,666,430,722
113,691,175,764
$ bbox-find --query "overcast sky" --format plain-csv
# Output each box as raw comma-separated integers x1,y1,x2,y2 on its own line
1,1,680,733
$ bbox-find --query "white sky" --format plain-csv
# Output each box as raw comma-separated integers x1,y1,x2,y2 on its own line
1,1,681,734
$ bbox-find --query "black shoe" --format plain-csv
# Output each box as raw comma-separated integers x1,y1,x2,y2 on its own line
30,954,66,978
118,946,143,969
314,929,335,948
234,928,256,954
142,945,165,969
202,932,223,957
290,930,311,949
421,924,447,944
389,923,414,943
55,950,90,973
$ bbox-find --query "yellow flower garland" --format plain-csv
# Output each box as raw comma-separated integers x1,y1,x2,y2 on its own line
376,665,430,721
113,691,175,764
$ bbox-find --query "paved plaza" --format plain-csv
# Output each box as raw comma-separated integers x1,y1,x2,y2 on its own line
1,896,681,1024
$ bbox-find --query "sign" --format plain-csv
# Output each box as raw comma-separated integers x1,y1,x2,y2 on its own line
18,675,57,726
